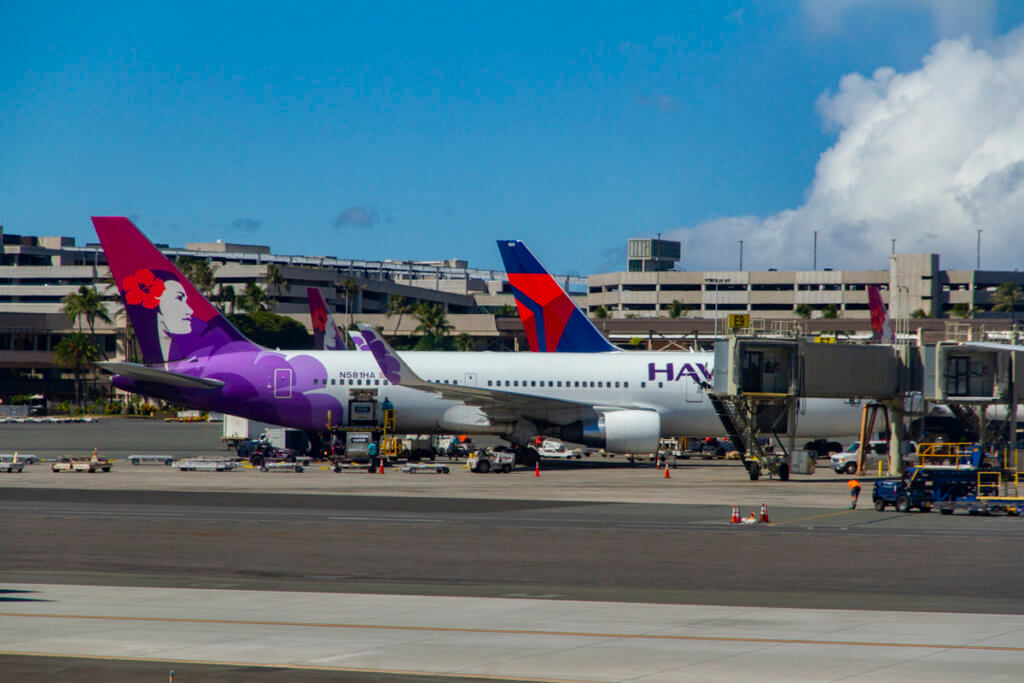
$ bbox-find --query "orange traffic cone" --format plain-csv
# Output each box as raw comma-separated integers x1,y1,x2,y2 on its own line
378,458,385,474
759,503,771,523
663,461,671,479
534,461,540,477
730,505,741,523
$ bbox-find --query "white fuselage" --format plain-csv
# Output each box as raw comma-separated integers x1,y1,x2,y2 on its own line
284,349,861,439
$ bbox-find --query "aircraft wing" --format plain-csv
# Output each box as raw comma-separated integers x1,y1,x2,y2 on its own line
355,325,598,425
96,361,226,389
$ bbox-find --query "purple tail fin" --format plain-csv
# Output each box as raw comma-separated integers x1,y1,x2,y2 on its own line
307,287,346,351
92,217,255,365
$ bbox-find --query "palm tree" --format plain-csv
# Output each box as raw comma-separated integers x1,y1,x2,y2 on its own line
414,302,453,337
240,283,267,314
265,264,288,312
215,284,237,315
54,332,100,409
454,332,475,351
950,303,971,319
387,294,414,337
992,282,1023,324
175,257,217,298
668,300,687,319
794,304,812,319
62,285,113,358
340,278,363,336
821,303,840,319
592,305,609,319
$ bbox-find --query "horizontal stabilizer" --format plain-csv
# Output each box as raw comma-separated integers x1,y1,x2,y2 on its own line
96,361,225,389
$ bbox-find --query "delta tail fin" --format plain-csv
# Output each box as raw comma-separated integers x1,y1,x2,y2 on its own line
868,285,895,344
497,240,617,352
307,287,346,351
92,217,254,365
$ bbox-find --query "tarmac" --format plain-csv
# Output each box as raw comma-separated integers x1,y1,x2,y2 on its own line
4,418,1024,681
3,584,1024,682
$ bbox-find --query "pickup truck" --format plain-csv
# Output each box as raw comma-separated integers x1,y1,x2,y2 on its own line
468,449,516,473
830,441,916,474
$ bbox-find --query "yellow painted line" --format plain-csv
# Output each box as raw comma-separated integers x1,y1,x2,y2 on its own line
773,509,855,526
2,612,1023,652
0,651,578,683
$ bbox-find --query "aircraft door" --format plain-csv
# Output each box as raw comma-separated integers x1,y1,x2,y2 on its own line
464,372,477,386
685,380,703,403
274,368,293,399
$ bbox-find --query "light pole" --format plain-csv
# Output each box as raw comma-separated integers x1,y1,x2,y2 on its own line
813,230,818,271
705,277,730,338
738,240,744,271
977,229,983,270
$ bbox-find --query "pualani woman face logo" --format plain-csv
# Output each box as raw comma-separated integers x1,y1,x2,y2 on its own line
159,280,193,335
124,268,194,361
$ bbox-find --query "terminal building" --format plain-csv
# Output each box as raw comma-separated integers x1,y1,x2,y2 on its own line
589,240,1024,322
1,225,1022,403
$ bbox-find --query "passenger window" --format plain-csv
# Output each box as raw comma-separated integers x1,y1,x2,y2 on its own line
487,380,493,387
331,379,336,385
658,382,663,388
641,381,646,388
615,381,620,388
574,381,580,388
590,381,595,388
557,381,562,387
531,381,536,387
453,380,458,385
623,382,628,388
598,382,603,388
357,379,362,385
514,380,519,387
374,379,380,385
505,380,510,387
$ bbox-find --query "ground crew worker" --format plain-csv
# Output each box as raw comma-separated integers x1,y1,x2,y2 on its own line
367,440,379,466
382,396,394,414
848,479,862,509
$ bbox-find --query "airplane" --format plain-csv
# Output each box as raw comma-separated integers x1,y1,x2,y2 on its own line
497,240,617,352
92,216,862,465
867,285,895,344
307,287,346,351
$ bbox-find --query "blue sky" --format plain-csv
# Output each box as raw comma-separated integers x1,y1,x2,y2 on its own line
4,2,1024,274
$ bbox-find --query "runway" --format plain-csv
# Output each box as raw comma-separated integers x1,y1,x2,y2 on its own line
3,583,1024,682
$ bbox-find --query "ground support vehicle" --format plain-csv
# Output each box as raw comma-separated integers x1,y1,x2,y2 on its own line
259,460,305,473
221,415,273,449
1,460,25,473
128,454,176,466
174,458,238,472
803,439,844,459
51,456,111,473
468,449,516,473
0,453,37,464
873,444,1024,515
401,462,451,474
742,452,789,481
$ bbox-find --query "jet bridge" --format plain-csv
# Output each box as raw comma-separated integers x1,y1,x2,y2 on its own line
927,342,1024,455
711,338,907,480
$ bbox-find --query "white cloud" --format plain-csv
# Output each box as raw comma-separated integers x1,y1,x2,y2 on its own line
667,31,1024,271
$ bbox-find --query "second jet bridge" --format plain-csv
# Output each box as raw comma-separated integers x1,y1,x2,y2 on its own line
710,338,905,480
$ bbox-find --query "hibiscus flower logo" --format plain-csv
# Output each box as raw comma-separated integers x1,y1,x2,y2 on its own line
124,268,166,309
311,306,327,331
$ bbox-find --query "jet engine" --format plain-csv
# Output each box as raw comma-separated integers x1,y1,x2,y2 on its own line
560,410,661,454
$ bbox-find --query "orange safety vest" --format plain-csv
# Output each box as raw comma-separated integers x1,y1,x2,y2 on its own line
847,479,861,490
